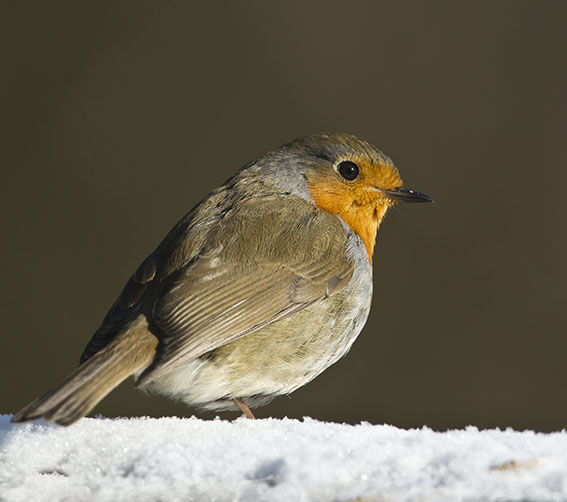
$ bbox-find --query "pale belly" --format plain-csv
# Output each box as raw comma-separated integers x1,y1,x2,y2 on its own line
148,255,373,411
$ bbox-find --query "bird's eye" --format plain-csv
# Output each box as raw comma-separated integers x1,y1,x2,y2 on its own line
337,161,360,181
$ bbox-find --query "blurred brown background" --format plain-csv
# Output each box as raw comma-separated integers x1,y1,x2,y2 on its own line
2,1,566,431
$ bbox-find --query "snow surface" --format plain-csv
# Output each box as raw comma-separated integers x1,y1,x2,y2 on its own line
1,415,567,502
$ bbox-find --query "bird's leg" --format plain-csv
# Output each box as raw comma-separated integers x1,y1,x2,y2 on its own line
234,398,256,419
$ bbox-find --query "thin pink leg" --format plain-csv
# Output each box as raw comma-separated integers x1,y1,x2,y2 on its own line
234,398,256,419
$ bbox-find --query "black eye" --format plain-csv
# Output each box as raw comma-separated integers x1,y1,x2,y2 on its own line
337,161,359,181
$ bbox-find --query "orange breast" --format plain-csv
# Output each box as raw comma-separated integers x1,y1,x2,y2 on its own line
307,183,388,265
305,158,401,265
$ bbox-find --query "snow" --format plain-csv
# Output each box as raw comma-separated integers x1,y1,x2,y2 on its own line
1,415,567,502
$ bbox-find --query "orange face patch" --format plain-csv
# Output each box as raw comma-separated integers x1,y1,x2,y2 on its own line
306,157,402,264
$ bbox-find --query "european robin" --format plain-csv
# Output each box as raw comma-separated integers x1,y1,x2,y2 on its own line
12,133,432,425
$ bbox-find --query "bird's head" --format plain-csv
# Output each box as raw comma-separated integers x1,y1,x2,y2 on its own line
260,133,432,262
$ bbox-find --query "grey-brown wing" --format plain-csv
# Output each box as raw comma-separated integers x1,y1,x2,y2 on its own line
79,253,159,364
138,214,354,385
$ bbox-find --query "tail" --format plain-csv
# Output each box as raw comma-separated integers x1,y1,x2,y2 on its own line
11,316,158,426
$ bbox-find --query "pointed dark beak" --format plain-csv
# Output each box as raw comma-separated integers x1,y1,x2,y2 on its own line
381,187,434,203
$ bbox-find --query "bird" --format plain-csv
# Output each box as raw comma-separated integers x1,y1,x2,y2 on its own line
12,133,432,426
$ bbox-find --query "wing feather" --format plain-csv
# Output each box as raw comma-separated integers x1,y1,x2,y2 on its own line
139,217,354,385
82,193,357,384
79,253,161,364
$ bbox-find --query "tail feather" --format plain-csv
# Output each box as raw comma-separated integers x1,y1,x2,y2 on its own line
11,317,158,426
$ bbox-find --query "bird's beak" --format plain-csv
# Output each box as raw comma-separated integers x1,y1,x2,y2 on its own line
380,187,433,203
